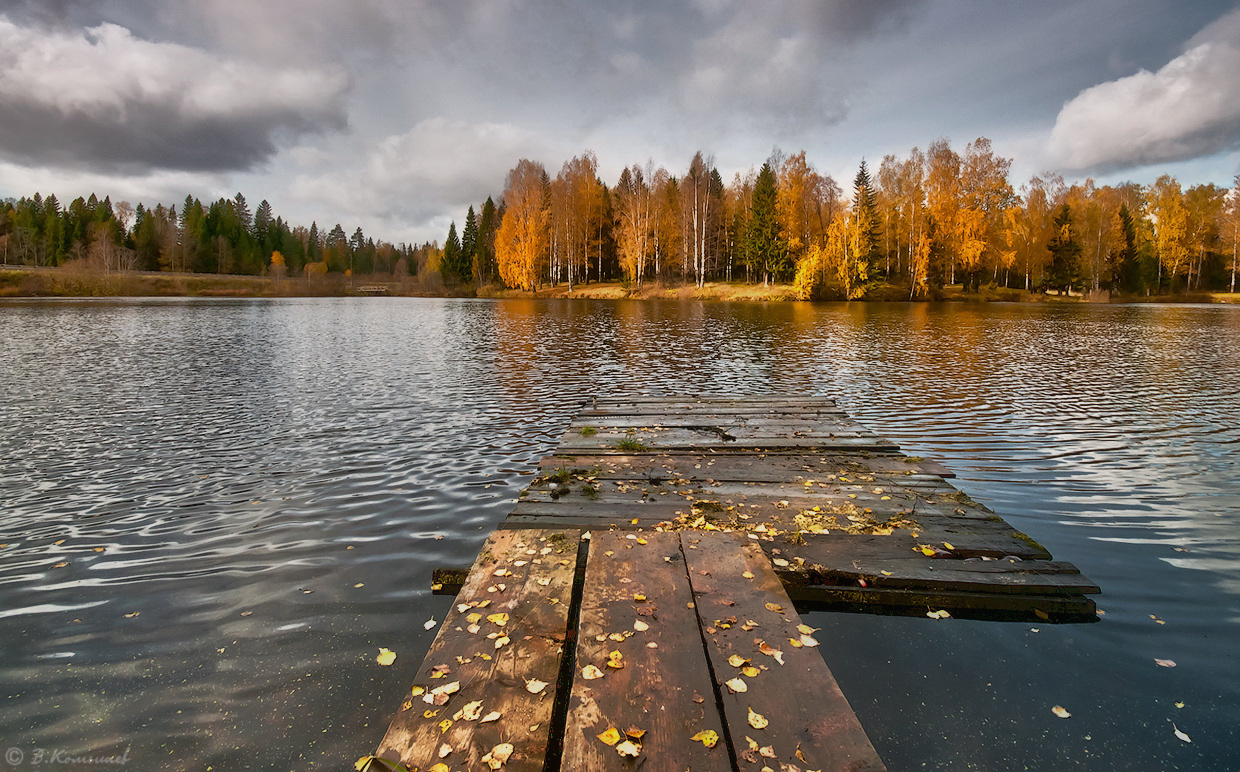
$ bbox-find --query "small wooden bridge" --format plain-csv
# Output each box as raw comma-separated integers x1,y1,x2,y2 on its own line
364,396,1099,771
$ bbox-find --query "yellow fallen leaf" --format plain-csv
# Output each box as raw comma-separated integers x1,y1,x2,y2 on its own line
943,542,955,550
481,710,501,723
728,654,747,668
1175,701,1185,709
691,729,719,748
725,677,747,693
758,641,784,665
438,743,452,759
438,718,453,732
796,623,818,635
424,617,437,630
633,620,649,632
748,707,768,729
800,634,819,647
597,727,622,746
485,742,514,769
411,685,425,696
582,664,604,680
1155,658,1176,668
742,665,760,677
526,678,549,694
880,570,893,576
487,612,509,626
764,602,784,613
742,570,755,579
429,764,449,772
457,700,483,721
615,740,641,757
607,650,624,669
494,636,510,649
788,637,803,648
376,648,397,666
1173,724,1191,743
633,593,647,602
1052,705,1070,718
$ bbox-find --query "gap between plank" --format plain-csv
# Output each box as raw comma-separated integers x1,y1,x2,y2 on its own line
679,533,742,772
542,533,590,772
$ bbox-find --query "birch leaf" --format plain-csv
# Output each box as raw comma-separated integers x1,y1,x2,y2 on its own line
691,729,719,748
376,648,397,666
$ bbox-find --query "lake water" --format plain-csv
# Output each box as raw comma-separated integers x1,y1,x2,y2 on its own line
1,297,1237,771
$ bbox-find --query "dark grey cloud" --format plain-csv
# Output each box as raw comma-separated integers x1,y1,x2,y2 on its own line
0,17,348,173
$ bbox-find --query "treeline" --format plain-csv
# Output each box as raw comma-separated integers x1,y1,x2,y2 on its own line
0,192,434,279
445,139,1240,298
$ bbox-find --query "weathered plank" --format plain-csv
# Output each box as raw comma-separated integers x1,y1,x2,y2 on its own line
375,529,580,771
681,531,886,772
783,584,1098,621
561,531,727,770
540,452,956,480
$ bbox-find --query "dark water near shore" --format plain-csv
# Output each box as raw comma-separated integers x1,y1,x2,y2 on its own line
1,297,1238,771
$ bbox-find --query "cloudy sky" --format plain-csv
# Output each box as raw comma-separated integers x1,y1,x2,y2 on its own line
1,0,1239,244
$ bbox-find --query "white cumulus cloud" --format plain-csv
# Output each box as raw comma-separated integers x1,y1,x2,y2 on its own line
1047,7,1240,171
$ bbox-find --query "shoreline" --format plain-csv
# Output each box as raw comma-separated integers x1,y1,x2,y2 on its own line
2,266,1235,304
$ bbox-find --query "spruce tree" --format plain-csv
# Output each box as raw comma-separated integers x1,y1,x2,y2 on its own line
852,160,882,274
462,206,478,272
747,162,786,285
1046,204,1082,294
443,221,463,284
476,197,497,285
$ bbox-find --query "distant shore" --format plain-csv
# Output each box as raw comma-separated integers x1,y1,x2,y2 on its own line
2,265,1235,304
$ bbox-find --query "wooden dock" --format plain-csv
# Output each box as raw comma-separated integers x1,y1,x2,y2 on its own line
364,396,1099,771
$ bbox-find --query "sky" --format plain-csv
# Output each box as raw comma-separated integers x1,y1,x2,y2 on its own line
1,0,1239,245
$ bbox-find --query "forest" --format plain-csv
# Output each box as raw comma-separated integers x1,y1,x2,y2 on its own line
0,192,430,282
3,136,1238,299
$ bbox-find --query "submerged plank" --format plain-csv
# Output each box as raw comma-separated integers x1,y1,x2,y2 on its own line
561,530,727,771
682,531,886,772
540,452,955,480
375,529,580,771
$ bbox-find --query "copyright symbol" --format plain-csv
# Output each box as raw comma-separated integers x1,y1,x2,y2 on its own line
5,747,22,765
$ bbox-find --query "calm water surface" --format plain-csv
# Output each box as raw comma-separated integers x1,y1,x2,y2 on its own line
1,297,1238,771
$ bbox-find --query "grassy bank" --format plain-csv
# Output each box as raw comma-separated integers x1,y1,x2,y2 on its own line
4,266,1237,304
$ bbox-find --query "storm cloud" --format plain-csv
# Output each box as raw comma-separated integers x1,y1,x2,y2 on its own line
0,18,348,173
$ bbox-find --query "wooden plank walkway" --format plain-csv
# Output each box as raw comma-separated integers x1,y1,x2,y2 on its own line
367,395,1099,771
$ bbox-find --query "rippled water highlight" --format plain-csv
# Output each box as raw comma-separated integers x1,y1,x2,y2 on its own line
1,297,1237,770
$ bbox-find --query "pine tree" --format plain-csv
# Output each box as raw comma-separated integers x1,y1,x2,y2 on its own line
443,221,464,284
1046,204,1082,294
746,162,786,285
852,160,882,273
462,206,478,272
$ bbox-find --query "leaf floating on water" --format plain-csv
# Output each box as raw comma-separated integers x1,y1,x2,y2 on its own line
597,727,621,746
747,707,768,729
1175,701,1185,709
1155,659,1177,668
582,664,604,680
691,729,719,748
725,677,747,693
424,618,437,630
1173,724,1191,743
526,679,549,694
1149,615,1166,625
1052,705,1071,719
376,648,397,666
